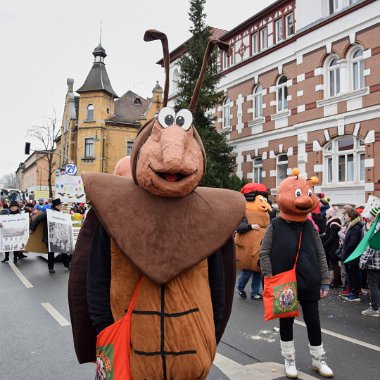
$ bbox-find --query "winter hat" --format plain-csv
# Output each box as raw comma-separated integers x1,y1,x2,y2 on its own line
326,207,337,218
370,206,380,218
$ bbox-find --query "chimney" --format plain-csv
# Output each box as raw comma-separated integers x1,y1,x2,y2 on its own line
67,78,74,93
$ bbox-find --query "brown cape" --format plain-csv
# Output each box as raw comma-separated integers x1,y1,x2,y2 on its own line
68,173,245,363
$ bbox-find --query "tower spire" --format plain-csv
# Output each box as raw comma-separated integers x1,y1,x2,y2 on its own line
100,20,103,44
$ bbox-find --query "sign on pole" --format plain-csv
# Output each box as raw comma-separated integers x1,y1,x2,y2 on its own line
47,209,74,254
0,214,29,252
65,163,78,176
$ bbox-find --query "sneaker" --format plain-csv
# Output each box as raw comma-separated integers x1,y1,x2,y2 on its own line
340,288,351,296
237,290,247,299
251,294,263,300
361,307,380,317
345,293,361,302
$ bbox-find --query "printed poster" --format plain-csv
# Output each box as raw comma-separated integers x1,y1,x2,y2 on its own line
55,174,86,204
47,209,74,255
0,214,29,252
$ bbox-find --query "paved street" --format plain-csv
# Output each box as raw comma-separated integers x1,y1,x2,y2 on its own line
0,254,379,379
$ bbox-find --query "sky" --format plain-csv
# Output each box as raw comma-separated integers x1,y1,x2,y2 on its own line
0,0,275,179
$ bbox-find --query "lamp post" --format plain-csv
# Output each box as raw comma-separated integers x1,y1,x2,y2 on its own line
94,128,105,173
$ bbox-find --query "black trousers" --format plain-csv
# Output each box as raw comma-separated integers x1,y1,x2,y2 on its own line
47,252,70,269
280,300,322,346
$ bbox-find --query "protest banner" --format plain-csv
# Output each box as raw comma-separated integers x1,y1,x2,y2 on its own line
47,209,74,255
34,190,50,201
55,174,86,204
0,214,29,252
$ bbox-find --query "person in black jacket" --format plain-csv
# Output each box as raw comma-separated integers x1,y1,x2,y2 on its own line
341,209,363,301
321,207,342,288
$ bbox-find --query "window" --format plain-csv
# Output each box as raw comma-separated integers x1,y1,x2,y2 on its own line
253,158,263,183
323,136,365,184
351,48,364,91
277,154,288,186
285,13,294,37
134,98,142,105
230,45,235,66
84,138,94,158
260,28,268,50
126,141,134,156
328,58,341,97
251,33,259,55
253,84,263,119
222,97,231,128
275,18,284,43
223,51,229,70
86,104,94,121
277,75,288,112
329,0,339,14
349,0,359,5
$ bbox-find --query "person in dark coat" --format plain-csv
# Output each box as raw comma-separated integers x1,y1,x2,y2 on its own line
30,198,70,273
321,207,342,288
341,209,363,301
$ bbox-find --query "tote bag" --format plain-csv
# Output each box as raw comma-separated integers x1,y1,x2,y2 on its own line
95,276,143,380
263,231,302,321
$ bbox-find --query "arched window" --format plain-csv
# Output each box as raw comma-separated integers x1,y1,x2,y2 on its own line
327,57,341,97
172,69,179,94
253,158,263,183
351,47,364,91
277,76,288,112
323,136,365,184
222,97,231,129
277,154,288,186
253,85,263,119
86,104,94,121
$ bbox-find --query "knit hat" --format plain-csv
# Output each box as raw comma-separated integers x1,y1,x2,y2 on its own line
326,207,337,218
370,206,380,218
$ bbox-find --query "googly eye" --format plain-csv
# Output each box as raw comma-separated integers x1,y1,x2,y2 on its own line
295,189,302,197
175,109,193,131
158,107,176,128
308,189,313,197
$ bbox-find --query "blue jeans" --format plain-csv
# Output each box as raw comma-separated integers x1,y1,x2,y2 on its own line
237,270,262,297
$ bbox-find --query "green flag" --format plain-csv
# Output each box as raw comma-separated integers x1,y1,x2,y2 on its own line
344,213,380,263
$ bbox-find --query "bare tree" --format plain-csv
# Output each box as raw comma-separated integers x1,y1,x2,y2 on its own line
28,112,60,198
0,172,18,188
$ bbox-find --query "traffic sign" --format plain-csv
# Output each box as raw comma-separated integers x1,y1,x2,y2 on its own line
65,164,78,176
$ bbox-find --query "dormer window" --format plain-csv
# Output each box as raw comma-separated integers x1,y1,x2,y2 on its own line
134,98,142,105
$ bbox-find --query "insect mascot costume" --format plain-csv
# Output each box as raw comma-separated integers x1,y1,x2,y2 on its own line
260,169,333,379
68,30,245,380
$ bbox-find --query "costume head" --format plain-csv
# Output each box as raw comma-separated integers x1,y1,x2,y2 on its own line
113,156,132,177
277,168,319,222
240,183,272,212
129,29,230,199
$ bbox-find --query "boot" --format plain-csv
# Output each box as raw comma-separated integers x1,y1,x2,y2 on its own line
1,252,9,263
280,340,298,379
13,254,17,264
309,344,334,378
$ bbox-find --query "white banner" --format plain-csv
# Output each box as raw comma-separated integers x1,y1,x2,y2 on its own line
47,209,74,255
0,214,29,252
55,174,86,204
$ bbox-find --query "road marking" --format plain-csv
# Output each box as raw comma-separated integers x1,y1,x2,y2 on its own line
213,353,318,380
41,303,71,327
294,320,380,352
9,262,34,288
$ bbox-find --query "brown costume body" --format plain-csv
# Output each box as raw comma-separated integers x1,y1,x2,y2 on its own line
235,208,269,272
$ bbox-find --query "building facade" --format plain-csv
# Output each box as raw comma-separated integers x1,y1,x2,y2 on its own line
167,0,380,205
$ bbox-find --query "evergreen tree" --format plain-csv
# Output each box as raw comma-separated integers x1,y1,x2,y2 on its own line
175,0,244,190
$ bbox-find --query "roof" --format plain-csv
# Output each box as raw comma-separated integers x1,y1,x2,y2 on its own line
156,27,227,66
107,91,149,125
77,44,118,98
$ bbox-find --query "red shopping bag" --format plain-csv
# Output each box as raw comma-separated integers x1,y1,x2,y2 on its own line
263,231,302,321
95,276,143,380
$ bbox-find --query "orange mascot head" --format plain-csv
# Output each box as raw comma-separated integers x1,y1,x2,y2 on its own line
277,168,319,222
240,183,272,213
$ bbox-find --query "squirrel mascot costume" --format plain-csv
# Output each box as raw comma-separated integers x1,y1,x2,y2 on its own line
68,30,245,380
235,183,271,300
260,169,333,379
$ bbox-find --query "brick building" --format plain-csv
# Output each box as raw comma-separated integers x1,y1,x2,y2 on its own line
167,0,380,205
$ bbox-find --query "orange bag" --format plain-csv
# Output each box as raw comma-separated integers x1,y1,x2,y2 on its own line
95,275,143,380
263,231,302,321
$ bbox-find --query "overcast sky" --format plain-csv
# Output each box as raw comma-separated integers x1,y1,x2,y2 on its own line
0,0,275,179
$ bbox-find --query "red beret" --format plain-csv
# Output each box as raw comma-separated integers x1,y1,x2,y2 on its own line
240,183,267,195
